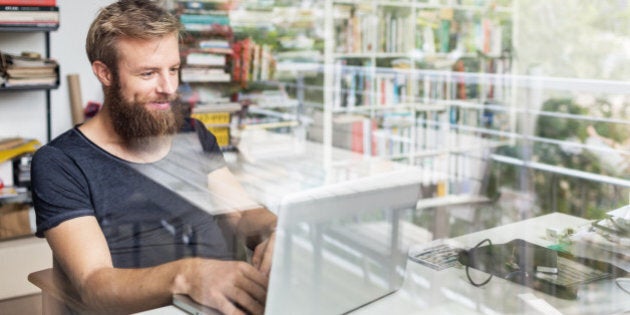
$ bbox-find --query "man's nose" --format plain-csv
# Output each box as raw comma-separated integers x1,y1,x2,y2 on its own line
157,73,177,94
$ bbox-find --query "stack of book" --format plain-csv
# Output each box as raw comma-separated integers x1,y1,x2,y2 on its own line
181,50,231,82
176,1,234,84
231,38,276,87
0,0,59,29
0,51,58,87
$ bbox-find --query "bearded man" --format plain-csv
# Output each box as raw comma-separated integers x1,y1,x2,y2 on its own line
30,1,276,314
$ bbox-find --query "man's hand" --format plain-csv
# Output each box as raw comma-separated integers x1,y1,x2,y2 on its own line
251,231,275,276
185,258,268,315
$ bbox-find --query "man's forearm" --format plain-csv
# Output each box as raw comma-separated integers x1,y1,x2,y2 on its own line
74,256,268,315
76,258,194,314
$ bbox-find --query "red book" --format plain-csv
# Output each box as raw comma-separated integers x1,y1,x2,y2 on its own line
231,41,242,82
351,120,363,153
0,0,56,6
240,38,252,85
370,119,377,156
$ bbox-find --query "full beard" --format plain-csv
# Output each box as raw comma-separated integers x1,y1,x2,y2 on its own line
105,79,184,150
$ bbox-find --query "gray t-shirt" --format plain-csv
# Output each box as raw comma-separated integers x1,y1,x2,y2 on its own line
32,119,234,268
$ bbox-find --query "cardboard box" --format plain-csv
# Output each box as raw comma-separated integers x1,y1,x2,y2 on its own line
0,203,32,240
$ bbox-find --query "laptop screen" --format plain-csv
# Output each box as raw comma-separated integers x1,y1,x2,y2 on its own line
265,169,424,315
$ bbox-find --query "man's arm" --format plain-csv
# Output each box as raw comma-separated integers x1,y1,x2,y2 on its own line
206,167,277,274
45,216,268,314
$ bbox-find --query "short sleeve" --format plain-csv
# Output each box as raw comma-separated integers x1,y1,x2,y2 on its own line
191,118,226,171
31,145,94,237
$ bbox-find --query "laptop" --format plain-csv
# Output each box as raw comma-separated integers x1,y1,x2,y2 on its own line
174,168,424,315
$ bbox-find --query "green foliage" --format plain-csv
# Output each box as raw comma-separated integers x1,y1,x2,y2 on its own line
589,99,630,144
530,97,630,218
491,97,629,219
536,98,588,140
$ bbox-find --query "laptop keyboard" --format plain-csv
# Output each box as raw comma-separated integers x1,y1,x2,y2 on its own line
535,256,610,286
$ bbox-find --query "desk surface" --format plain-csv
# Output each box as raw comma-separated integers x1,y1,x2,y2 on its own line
226,129,436,212
142,131,630,314
354,212,630,315
144,213,630,315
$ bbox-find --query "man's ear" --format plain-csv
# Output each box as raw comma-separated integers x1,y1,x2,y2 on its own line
92,61,113,87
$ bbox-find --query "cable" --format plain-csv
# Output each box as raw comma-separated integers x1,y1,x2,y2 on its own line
615,277,630,295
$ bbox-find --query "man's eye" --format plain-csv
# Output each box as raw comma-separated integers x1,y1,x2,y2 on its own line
141,72,154,78
170,68,180,74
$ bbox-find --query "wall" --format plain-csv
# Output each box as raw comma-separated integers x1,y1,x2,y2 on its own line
0,0,113,143
0,237,51,299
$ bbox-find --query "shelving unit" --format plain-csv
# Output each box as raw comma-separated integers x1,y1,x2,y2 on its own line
0,7,60,253
229,4,320,135
169,0,241,150
0,26,60,142
321,0,514,195
169,0,309,148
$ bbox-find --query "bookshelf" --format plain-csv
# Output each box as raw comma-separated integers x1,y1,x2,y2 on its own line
321,0,513,195
0,4,59,257
0,27,60,142
229,4,319,135
168,0,308,148
0,26,54,240
170,0,240,150
0,3,61,142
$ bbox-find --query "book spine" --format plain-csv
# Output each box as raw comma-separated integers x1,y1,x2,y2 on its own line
0,21,58,27
439,8,453,53
0,9,59,23
0,0,55,6
180,14,229,25
351,120,363,153
230,40,242,83
176,0,229,11
0,11,59,19
0,5,57,10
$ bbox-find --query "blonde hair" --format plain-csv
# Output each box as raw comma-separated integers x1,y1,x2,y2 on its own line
85,0,182,69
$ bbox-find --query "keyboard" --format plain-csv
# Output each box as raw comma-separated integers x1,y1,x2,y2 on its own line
535,256,610,287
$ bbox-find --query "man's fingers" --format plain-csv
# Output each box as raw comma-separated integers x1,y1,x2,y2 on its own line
202,274,265,315
251,242,265,269
258,236,275,276
252,233,275,275
239,261,268,289
190,260,269,315
237,263,268,302
228,285,265,315
212,294,246,315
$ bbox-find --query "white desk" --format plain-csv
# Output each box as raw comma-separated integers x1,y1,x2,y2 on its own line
354,212,630,315
226,129,440,212
145,132,630,314
145,213,630,315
